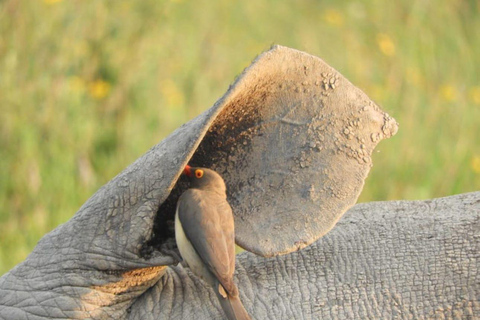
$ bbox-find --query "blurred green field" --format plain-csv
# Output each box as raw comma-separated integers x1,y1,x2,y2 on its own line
0,0,479,275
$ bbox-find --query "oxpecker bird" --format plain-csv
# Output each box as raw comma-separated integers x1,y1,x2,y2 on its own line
175,165,251,320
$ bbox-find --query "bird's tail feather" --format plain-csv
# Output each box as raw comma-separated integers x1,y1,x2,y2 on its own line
214,288,252,320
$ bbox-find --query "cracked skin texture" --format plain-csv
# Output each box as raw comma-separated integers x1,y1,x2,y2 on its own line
0,193,478,319
131,192,480,319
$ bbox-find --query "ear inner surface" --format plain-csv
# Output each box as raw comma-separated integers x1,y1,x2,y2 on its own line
186,45,398,257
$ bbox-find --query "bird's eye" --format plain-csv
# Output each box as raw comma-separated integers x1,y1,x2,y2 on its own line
195,169,204,178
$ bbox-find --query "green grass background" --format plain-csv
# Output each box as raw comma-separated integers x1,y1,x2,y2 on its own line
1,0,479,275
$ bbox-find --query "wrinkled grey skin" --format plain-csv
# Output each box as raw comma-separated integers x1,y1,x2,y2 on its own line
1,46,473,320
132,192,480,320
1,192,478,319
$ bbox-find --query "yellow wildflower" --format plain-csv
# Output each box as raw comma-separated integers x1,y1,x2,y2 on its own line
439,85,457,102
472,156,480,174
377,33,395,57
89,80,111,99
324,9,344,27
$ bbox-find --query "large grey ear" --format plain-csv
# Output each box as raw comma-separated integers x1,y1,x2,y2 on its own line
158,45,398,257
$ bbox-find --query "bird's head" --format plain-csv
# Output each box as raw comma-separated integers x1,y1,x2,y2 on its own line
183,165,227,195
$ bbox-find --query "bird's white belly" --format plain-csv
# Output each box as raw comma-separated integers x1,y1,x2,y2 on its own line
175,208,212,283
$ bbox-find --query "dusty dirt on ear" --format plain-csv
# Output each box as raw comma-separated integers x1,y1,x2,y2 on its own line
144,45,397,258
189,79,268,177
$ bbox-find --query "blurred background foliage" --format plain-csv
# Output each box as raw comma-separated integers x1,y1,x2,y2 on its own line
0,0,479,275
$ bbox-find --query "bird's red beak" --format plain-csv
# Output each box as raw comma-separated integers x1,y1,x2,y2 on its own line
183,165,192,177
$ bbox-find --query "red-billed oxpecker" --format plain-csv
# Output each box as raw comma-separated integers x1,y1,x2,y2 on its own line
175,165,251,320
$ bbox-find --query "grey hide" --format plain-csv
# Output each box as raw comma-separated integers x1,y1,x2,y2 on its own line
132,192,480,320
1,192,479,319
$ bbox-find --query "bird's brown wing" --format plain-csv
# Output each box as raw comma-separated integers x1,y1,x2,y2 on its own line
177,189,237,295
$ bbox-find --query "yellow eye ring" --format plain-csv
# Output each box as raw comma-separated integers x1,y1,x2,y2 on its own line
195,169,204,178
